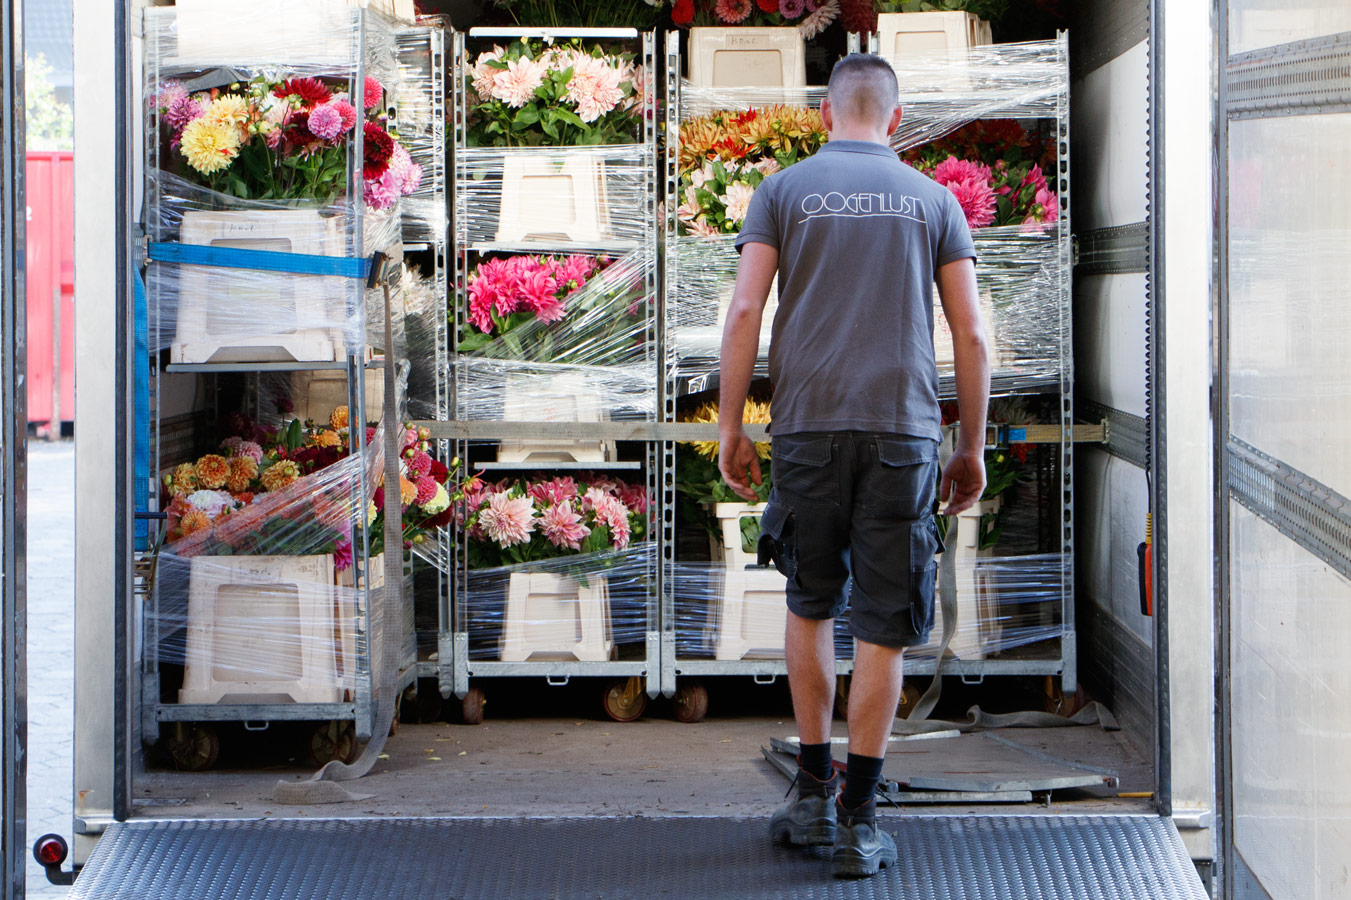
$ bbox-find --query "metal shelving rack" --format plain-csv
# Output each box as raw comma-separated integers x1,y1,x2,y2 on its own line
396,21,450,684
443,27,663,715
658,33,1076,700
138,7,419,758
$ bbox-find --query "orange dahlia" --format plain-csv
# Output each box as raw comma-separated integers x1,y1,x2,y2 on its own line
260,459,301,493
195,454,230,490
311,429,341,449
169,463,198,496
226,456,259,493
179,509,211,538
330,406,350,431
399,476,418,506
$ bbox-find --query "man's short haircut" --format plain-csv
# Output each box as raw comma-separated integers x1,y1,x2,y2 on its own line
827,54,900,125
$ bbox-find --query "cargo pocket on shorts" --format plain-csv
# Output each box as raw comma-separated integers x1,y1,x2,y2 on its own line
772,434,837,504
757,502,798,586
872,436,938,518
908,517,944,637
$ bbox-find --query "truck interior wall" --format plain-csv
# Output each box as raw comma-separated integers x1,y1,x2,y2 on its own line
1068,35,1154,757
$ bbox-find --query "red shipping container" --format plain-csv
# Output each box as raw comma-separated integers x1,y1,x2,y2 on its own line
26,150,76,428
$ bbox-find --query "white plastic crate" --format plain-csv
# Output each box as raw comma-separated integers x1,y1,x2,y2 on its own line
171,209,349,365
687,27,807,88
499,572,614,662
172,0,414,67
290,368,385,425
496,372,614,465
877,11,991,61
178,554,344,705
494,156,610,246
930,495,1003,659
708,503,789,661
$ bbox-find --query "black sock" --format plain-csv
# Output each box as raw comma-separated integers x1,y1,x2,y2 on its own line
797,742,833,782
841,753,885,810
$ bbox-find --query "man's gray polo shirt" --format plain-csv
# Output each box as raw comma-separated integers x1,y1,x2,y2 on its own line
735,140,976,441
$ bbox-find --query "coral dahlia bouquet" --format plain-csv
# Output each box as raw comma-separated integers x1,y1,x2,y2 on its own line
152,73,421,209
677,106,827,236
457,252,649,365
461,474,653,569
903,119,1061,232
465,39,646,147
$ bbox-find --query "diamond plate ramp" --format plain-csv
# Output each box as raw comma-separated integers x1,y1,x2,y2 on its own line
69,815,1207,900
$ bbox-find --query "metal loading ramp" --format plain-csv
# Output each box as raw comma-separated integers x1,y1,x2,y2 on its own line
70,815,1207,899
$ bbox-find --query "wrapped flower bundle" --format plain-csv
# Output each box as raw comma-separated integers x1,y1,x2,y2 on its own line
902,119,1060,232
466,39,645,146
462,474,652,568
152,74,420,208
677,106,827,236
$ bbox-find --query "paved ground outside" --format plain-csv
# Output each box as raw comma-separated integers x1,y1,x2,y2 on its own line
26,440,74,898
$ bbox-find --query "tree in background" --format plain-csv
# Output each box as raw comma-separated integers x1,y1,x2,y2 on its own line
26,53,73,151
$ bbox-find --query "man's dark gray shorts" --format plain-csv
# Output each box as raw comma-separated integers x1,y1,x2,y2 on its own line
757,431,945,649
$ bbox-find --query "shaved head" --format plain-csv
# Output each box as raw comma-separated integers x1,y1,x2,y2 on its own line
826,54,900,127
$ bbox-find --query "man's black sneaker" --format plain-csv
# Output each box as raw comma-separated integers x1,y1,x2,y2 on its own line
769,769,838,847
831,797,897,878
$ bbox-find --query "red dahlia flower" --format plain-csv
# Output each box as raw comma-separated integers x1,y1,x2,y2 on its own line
672,0,694,25
362,122,395,180
757,0,779,10
273,77,331,108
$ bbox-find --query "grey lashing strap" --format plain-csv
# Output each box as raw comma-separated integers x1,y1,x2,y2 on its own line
274,276,405,805
905,529,958,723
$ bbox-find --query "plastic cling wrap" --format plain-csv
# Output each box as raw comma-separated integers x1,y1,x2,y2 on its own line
454,246,657,421
145,422,418,707
456,146,655,252
671,553,1066,662
882,39,1069,153
395,24,448,242
462,545,655,663
144,8,416,366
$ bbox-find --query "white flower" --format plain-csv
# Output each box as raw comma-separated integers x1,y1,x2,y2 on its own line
754,158,781,177
723,181,757,225
186,490,237,519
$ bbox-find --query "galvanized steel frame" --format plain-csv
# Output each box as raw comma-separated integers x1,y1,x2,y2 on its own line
656,33,1077,697
137,9,407,745
445,29,663,700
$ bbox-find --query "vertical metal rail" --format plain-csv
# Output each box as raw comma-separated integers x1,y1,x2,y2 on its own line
1147,0,1172,819
642,30,662,698
659,30,681,698
0,0,26,892
1056,31,1077,694
448,29,470,700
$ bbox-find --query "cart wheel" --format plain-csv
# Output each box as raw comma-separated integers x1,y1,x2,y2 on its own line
602,677,647,723
1043,677,1086,717
672,681,708,724
461,687,486,726
896,682,923,720
308,720,359,767
168,724,220,772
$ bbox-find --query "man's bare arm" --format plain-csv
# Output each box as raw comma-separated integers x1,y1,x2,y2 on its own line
935,257,990,515
718,241,779,501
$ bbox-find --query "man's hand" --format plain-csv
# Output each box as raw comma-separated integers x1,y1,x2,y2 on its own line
939,449,986,516
719,429,764,502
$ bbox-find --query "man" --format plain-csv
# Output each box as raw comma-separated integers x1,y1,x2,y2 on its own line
717,54,990,879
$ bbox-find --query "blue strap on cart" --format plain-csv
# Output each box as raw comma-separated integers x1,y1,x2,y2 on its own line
146,241,374,280
134,269,150,550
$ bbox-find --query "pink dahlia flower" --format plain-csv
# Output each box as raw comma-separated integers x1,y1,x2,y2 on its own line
492,57,547,109
932,156,992,189
1021,162,1048,193
518,267,564,322
164,95,205,131
564,54,624,123
539,501,591,551
330,98,358,133
780,0,805,16
333,537,354,572
478,492,536,548
528,477,579,506
946,177,997,230
414,475,439,506
467,273,501,333
156,81,187,112
308,103,343,141
618,482,650,515
363,76,384,110
406,449,434,478
471,46,506,100
715,0,752,23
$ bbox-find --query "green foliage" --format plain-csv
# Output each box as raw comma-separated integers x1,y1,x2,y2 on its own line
25,54,72,151
493,0,666,28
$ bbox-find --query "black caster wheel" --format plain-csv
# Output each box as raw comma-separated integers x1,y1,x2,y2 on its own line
673,681,709,723
461,687,486,725
168,724,220,772
602,677,647,723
